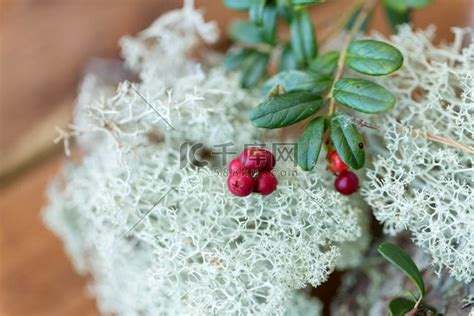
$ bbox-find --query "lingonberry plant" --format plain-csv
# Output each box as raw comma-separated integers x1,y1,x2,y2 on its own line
223,0,430,176
326,150,348,174
227,173,255,196
255,170,279,195
227,147,278,196
240,146,276,171
334,170,359,195
378,243,441,316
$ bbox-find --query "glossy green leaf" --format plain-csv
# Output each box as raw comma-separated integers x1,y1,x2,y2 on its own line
297,117,325,171
345,7,371,32
384,4,411,32
333,78,396,113
280,44,299,71
250,0,266,25
240,51,269,88
224,48,253,70
309,51,339,76
383,0,432,12
290,8,317,65
250,91,323,128
388,297,416,316
229,21,264,45
329,114,365,169
224,0,251,10
261,6,278,44
262,70,331,95
346,40,403,75
378,243,425,298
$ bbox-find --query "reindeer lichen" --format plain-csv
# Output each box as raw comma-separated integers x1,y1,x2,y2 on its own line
44,2,365,315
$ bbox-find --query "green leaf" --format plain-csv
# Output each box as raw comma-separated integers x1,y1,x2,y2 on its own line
419,303,439,315
346,40,403,75
224,48,253,70
276,4,292,23
378,243,426,298
309,51,339,76
261,6,278,44
404,291,418,302
383,4,411,32
297,117,325,171
280,44,300,71
291,0,326,4
329,114,365,169
224,0,251,10
276,0,290,7
229,21,264,45
250,0,266,25
333,78,396,113
383,0,432,12
345,7,371,32
250,91,323,128
388,297,416,316
262,70,331,95
290,8,317,65
240,51,269,88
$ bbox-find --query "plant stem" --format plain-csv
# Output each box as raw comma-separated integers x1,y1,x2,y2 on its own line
326,0,378,116
414,296,423,309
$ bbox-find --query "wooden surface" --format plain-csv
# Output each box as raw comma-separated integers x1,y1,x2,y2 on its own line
0,154,101,316
1,1,473,315
0,0,182,152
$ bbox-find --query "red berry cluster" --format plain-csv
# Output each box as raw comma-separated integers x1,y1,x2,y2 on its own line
326,150,359,195
227,147,278,197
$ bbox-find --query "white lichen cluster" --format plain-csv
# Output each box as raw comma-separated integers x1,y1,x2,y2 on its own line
363,26,474,284
44,2,365,315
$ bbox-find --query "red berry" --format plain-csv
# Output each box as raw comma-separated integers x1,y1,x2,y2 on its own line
228,158,243,176
227,174,254,197
327,150,349,174
255,171,278,196
334,171,359,195
261,150,276,171
240,147,275,171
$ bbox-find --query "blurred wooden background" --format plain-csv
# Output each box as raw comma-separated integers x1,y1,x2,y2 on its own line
0,1,472,315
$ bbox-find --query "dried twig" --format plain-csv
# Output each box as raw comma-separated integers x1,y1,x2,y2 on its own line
414,130,474,154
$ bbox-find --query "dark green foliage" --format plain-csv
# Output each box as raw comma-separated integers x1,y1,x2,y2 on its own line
333,79,396,113
250,92,324,128
329,114,365,169
297,116,326,171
